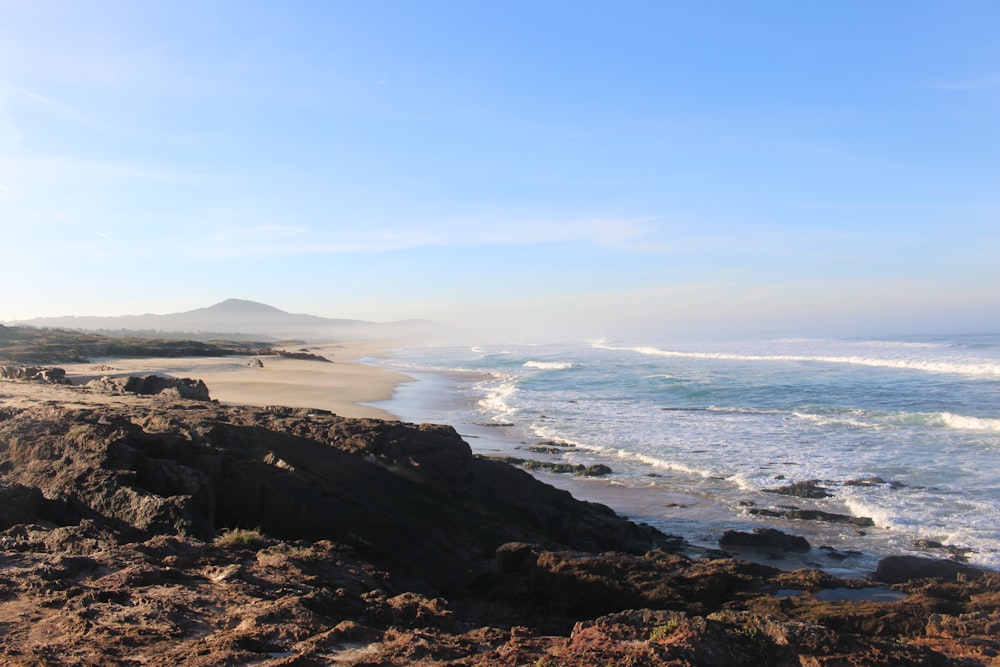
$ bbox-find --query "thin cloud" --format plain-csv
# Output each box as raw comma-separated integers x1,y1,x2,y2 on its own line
178,216,662,260
0,80,94,127
796,201,1000,213
64,219,112,241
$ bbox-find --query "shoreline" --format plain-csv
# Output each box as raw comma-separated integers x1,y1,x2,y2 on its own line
3,382,996,664
20,340,987,577
366,361,986,577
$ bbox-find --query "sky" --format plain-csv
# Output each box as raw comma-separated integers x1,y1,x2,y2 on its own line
1,1,998,340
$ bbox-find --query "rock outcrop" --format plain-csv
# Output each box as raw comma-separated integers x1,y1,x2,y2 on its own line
84,374,211,401
0,393,664,591
0,364,71,384
1,382,998,666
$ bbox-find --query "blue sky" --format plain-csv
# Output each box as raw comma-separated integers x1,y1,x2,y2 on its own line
1,1,998,339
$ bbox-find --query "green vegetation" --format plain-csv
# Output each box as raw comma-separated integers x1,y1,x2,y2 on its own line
648,618,682,641
0,325,273,364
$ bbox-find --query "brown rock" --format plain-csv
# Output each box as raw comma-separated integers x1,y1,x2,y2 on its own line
86,374,211,401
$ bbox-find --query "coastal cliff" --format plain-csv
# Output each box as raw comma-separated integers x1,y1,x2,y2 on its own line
1,378,998,665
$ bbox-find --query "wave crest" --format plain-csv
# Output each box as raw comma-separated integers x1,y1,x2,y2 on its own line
593,342,1000,377
524,361,575,370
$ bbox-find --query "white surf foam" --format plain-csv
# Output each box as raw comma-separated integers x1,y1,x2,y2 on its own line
593,341,1000,378
523,360,575,370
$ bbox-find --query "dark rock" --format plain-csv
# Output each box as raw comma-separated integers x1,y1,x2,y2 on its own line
763,479,833,499
493,456,612,477
845,476,906,489
0,483,43,529
748,506,875,527
719,528,811,553
913,539,972,561
818,545,863,561
535,439,576,448
495,542,539,573
873,555,987,584
525,445,563,454
276,350,332,362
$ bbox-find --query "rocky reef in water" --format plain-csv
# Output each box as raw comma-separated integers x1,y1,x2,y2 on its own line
1,378,998,665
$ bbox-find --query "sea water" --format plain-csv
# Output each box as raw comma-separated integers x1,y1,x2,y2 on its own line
368,335,1000,574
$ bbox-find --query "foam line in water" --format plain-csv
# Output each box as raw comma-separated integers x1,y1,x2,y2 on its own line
523,361,575,370
592,342,1000,377
527,423,715,478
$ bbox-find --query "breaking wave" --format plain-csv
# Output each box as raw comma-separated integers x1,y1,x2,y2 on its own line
593,341,1000,377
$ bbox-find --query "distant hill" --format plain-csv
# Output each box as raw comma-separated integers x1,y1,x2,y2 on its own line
5,299,439,341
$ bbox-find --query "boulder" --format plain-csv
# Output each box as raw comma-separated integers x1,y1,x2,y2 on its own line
0,365,71,384
748,506,874,527
763,480,832,499
873,555,986,584
86,375,211,401
719,528,811,553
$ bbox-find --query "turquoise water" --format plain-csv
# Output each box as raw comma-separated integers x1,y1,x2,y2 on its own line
371,335,1000,572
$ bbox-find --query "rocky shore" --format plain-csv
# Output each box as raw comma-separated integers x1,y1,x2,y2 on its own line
1,372,998,665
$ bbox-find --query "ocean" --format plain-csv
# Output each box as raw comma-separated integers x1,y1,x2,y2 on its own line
368,334,1000,575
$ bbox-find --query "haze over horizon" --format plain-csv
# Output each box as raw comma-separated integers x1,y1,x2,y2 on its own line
2,1,998,341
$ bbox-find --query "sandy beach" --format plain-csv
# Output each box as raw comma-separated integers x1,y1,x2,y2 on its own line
56,341,411,421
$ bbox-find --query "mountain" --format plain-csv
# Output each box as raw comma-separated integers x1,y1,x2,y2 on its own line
5,299,439,341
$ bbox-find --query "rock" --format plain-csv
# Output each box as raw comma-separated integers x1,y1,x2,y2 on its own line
247,358,264,368
0,365,71,384
0,483,43,529
0,399,669,592
276,350,332,362
492,456,613,477
86,374,211,401
495,542,539,573
748,506,875,527
845,476,906,489
873,555,987,584
719,528,811,553
763,479,833,499
913,539,973,561
818,545,863,561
